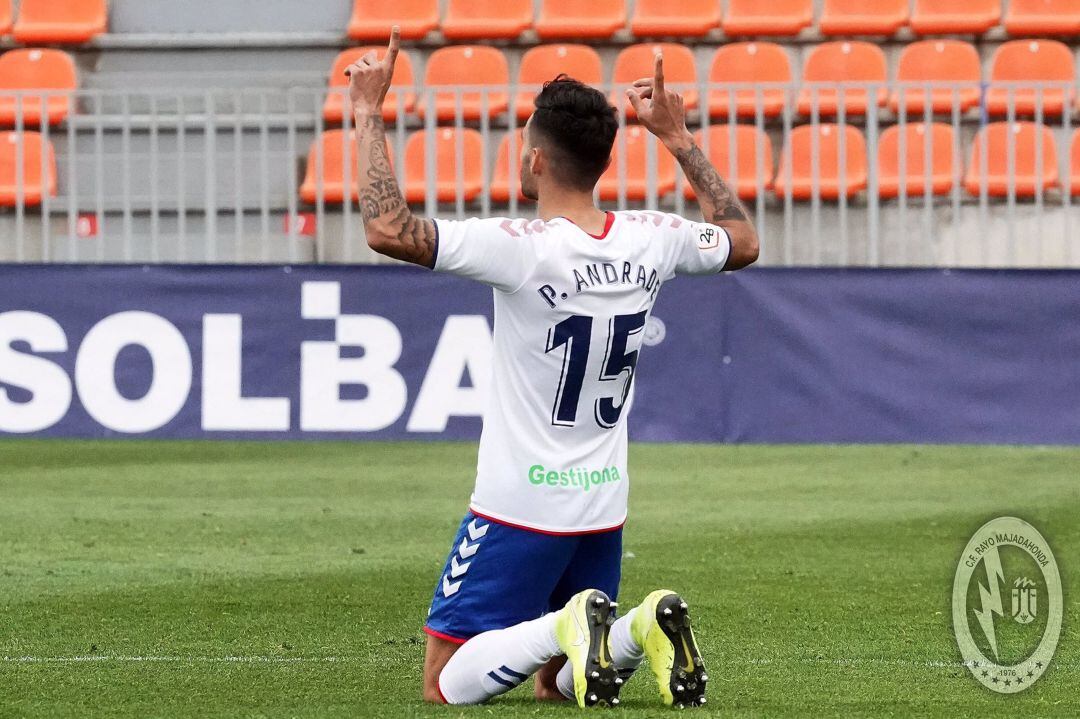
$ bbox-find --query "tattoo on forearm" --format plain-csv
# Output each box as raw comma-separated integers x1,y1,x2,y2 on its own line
357,114,436,266
674,143,749,223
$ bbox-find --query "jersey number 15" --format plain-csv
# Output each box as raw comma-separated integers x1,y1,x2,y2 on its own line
545,311,647,429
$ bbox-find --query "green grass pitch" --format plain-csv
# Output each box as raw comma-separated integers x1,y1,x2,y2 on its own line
1,441,1078,718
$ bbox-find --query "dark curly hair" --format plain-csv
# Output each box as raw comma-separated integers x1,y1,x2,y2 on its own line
530,75,618,192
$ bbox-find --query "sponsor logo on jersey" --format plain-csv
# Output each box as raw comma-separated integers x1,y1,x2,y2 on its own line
527,463,623,492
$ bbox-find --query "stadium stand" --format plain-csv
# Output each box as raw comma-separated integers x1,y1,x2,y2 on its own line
323,47,416,123
630,0,721,37
535,0,626,39
12,0,107,44
1071,129,1080,196
441,0,533,41
774,124,868,200
598,126,676,200
986,40,1075,117
687,125,774,200
418,46,509,121
707,43,791,119
347,0,438,40
909,0,1001,35
797,42,888,117
877,123,956,198
612,43,699,118
516,45,602,119
301,129,371,205
0,131,56,206
491,129,527,203
3,0,1080,268
0,49,78,127
890,40,981,115
404,128,484,203
819,0,909,36
964,122,1059,198
1003,0,1080,36
722,0,814,37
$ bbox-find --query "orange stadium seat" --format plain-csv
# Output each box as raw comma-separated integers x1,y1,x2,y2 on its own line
630,0,721,37
611,44,699,120
0,1,11,35
877,123,955,198
910,0,1000,35
986,40,1075,117
1069,129,1080,195
1004,0,1080,36
442,0,532,40
890,40,981,115
535,0,626,39
322,47,416,124
774,124,868,200
0,49,78,126
0,131,57,206
491,130,529,203
798,41,888,117
598,126,677,201
515,45,603,120
685,125,774,200
418,46,509,121
707,42,791,119
300,130,394,204
820,0,908,36
722,0,813,37
964,122,1058,197
404,128,484,203
347,0,438,40
13,0,106,44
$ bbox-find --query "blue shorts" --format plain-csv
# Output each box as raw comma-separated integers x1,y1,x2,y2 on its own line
424,511,623,643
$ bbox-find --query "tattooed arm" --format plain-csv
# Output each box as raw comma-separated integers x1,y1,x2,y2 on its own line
626,53,760,270
346,27,437,268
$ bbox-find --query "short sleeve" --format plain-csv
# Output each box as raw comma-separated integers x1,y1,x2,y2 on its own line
667,214,731,277
433,217,544,293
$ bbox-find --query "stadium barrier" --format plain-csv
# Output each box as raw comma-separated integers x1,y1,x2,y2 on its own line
1,264,1077,444
0,82,1078,267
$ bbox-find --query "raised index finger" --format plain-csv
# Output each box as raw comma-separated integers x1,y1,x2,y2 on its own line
653,52,665,97
384,25,401,69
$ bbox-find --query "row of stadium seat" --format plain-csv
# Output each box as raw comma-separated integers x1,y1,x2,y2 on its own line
1,0,1079,46
350,0,1080,40
0,121,1070,209
296,122,1072,206
323,40,1080,126
3,39,1078,131
0,0,106,44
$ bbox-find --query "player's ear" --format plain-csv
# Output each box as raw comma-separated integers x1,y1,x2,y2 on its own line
528,147,544,176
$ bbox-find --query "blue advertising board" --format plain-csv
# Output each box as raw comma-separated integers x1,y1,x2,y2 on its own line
0,265,1077,444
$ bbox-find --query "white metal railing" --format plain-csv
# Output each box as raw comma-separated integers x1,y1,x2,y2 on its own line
0,81,1078,267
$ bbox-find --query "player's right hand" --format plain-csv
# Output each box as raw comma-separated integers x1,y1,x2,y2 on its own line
345,25,400,115
625,53,692,149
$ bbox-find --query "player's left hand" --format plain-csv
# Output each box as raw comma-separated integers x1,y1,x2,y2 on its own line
345,25,400,115
626,53,692,149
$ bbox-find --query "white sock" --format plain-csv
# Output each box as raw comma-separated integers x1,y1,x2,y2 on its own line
438,613,561,705
556,606,645,700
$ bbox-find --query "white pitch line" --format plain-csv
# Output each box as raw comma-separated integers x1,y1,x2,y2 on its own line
1,656,357,664
3,656,1074,669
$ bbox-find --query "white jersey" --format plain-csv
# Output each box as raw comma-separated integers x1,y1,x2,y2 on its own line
433,210,730,533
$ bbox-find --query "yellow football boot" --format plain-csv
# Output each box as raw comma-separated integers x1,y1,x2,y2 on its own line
553,589,622,708
631,590,708,708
